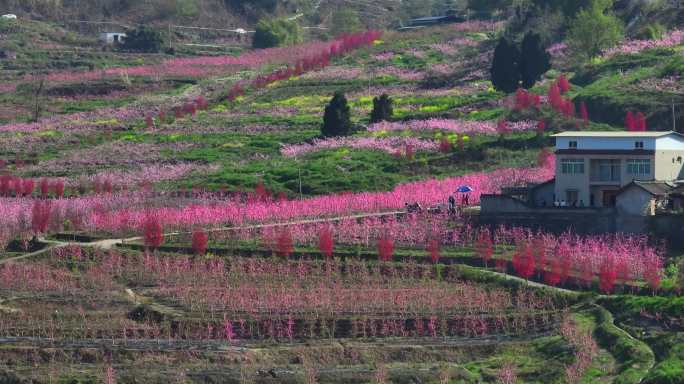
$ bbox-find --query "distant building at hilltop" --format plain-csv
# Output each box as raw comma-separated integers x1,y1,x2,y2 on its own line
0,49,17,60
398,14,465,31
99,32,127,45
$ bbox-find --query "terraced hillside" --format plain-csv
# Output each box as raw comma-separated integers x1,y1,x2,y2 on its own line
0,4,683,384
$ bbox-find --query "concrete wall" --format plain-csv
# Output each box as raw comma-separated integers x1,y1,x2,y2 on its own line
650,214,684,249
654,150,684,180
555,155,590,204
480,196,684,248
531,182,555,207
615,186,654,216
617,215,650,233
554,153,657,207
480,195,529,214
479,206,616,235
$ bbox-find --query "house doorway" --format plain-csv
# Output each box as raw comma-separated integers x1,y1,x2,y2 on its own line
602,190,619,207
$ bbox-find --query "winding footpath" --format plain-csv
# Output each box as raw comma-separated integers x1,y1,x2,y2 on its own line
0,210,405,265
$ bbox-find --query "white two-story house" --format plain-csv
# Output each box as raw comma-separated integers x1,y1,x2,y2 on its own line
553,131,684,207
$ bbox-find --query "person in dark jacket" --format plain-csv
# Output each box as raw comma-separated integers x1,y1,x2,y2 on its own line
448,195,456,214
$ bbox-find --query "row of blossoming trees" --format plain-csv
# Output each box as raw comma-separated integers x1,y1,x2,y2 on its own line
13,31,383,87
0,151,665,293
0,159,552,237
0,249,564,343
0,247,584,383
0,30,382,134
176,214,662,293
147,30,383,127
511,74,651,133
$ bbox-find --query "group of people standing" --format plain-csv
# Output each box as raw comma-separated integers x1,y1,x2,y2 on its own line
404,190,472,215
448,193,470,214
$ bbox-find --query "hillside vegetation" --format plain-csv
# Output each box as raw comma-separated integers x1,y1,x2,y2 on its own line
0,0,683,383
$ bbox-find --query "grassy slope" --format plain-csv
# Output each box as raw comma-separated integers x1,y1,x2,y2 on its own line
572,48,684,129
1,13,683,383
1,24,548,198
599,296,684,384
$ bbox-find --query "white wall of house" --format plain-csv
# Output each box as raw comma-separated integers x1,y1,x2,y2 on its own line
554,153,658,207
555,134,684,152
655,150,684,180
556,137,657,150
656,135,684,150
553,132,684,207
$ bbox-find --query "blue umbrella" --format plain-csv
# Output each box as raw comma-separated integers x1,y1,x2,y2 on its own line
456,185,473,193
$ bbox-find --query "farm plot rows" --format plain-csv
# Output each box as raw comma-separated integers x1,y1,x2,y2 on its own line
0,244,621,383
0,253,565,343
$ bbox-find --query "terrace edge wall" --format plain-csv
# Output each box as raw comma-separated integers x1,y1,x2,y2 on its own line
648,214,684,249
479,196,617,234
480,195,684,248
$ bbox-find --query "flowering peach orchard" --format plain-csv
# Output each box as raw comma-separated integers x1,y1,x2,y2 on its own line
0,11,681,383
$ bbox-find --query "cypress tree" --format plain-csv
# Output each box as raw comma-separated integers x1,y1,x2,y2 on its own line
322,92,352,137
520,32,551,89
370,94,394,123
490,37,520,93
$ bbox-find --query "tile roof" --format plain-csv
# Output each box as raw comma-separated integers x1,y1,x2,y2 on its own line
621,180,676,196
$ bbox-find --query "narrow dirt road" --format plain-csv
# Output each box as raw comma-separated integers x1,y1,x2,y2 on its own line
0,210,405,264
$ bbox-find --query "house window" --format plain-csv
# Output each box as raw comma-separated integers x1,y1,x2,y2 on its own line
590,159,621,182
569,141,578,149
627,159,651,176
635,141,644,149
561,159,585,175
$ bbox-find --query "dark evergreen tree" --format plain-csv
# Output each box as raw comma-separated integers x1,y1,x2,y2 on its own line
370,94,393,123
252,18,303,49
468,0,512,16
322,92,352,137
520,32,551,89
121,26,164,53
226,0,278,13
490,37,520,93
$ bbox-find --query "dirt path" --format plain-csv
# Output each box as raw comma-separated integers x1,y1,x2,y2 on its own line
0,331,556,352
155,209,406,240
0,208,583,299
0,210,406,264
482,268,577,295
0,244,57,265
0,209,594,299
123,288,185,319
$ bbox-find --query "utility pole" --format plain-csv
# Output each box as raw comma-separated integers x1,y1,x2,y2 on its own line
673,99,677,132
299,167,303,200
368,69,372,99
295,155,303,200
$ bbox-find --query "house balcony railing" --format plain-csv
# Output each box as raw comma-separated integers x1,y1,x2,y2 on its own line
589,174,621,183
589,159,621,183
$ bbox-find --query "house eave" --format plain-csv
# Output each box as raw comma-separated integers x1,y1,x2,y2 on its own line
555,149,655,155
